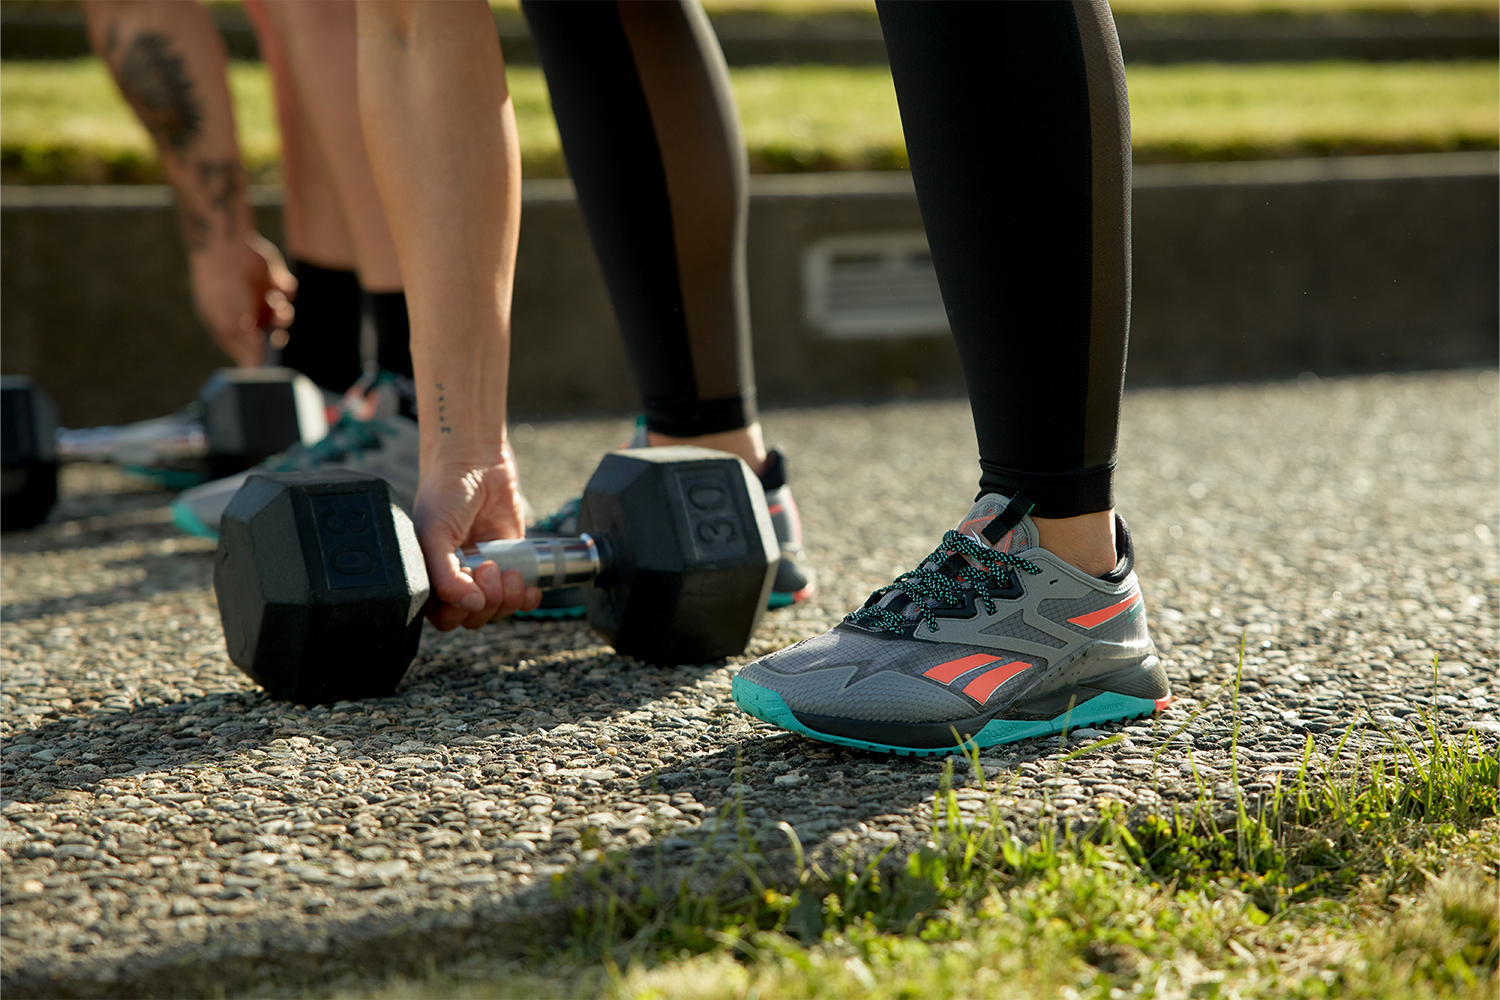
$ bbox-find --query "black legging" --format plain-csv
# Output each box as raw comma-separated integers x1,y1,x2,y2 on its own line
525,0,1129,518
522,0,756,439
879,0,1131,518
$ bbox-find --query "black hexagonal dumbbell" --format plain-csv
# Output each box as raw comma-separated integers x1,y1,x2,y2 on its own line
213,447,779,704
56,367,329,477
0,368,328,530
1,376,60,531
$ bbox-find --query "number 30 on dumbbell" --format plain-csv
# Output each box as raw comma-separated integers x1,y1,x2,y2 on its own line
212,448,779,704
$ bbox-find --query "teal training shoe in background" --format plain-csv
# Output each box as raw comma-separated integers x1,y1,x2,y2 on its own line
170,376,420,541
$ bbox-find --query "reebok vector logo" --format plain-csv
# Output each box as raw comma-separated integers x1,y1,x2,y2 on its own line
923,653,1031,704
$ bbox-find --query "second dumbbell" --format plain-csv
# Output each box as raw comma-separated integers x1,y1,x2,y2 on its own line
56,367,329,476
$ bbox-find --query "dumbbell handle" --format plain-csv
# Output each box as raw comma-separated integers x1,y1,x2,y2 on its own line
55,417,208,464
459,534,606,591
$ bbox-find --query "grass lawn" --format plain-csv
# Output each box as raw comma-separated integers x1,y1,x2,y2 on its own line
0,59,1495,184
669,1,1500,15
317,680,1498,1000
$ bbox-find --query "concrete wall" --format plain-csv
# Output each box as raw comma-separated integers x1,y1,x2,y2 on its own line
2,152,1495,428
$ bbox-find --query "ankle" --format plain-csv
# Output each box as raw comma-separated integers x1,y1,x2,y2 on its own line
1031,510,1117,577
646,424,769,477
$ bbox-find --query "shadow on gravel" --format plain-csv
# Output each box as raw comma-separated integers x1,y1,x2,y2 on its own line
1,549,214,622
2,626,1095,999
2,517,185,553
2,563,1093,999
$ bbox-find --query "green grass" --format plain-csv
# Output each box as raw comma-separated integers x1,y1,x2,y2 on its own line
1128,60,1500,162
311,657,1499,1000
1,59,1495,184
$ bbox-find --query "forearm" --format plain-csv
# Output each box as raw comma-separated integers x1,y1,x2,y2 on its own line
84,1,253,259
358,1,517,464
357,0,520,469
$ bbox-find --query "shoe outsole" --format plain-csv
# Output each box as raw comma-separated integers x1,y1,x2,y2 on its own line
731,674,1169,756
171,502,218,541
513,605,587,621
123,465,208,491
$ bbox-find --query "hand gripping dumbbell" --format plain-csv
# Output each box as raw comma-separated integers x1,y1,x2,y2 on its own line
213,447,779,704
0,368,328,530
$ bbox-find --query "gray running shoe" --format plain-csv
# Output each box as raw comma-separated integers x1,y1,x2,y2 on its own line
170,377,420,540
732,492,1169,756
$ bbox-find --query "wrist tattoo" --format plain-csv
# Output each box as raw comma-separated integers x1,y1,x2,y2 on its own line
177,204,212,252
117,31,202,152
436,384,451,434
197,159,244,241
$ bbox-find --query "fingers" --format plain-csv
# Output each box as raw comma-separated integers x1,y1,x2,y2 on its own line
425,554,542,631
246,231,298,299
424,546,484,630
262,288,295,331
415,460,534,629
246,234,295,340
219,321,266,367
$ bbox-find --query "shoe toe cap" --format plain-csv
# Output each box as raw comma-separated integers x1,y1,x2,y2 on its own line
739,657,977,724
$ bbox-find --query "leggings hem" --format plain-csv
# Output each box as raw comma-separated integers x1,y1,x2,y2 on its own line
643,392,757,438
976,460,1114,519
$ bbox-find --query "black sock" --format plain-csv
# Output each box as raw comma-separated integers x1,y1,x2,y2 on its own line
364,290,416,419
278,259,363,393
364,290,413,380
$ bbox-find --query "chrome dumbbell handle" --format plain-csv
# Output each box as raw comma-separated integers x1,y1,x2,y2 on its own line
458,534,604,591
55,416,208,464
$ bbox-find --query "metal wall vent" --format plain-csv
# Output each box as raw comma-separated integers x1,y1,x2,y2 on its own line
802,231,949,339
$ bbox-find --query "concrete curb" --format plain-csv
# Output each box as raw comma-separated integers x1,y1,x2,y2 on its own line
2,152,1495,427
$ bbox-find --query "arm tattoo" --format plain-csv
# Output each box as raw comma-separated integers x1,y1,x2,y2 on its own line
176,204,212,252
197,159,244,241
436,384,451,433
117,32,202,152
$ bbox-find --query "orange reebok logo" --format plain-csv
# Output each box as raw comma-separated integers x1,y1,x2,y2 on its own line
1067,592,1142,629
923,653,1030,703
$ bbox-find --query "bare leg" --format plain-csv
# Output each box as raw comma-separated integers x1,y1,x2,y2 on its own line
256,0,401,293
1031,511,1118,578
646,426,767,475
245,0,357,272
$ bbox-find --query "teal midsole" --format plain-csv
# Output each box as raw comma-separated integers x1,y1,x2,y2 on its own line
171,502,218,541
123,464,208,490
730,674,1163,756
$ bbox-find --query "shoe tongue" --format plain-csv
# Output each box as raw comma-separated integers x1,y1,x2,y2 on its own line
343,374,407,422
872,493,1034,619
955,493,1035,553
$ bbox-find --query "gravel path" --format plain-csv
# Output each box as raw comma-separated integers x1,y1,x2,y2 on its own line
3,369,1496,996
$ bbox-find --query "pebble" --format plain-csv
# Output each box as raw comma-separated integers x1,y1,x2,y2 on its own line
2,371,1495,994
